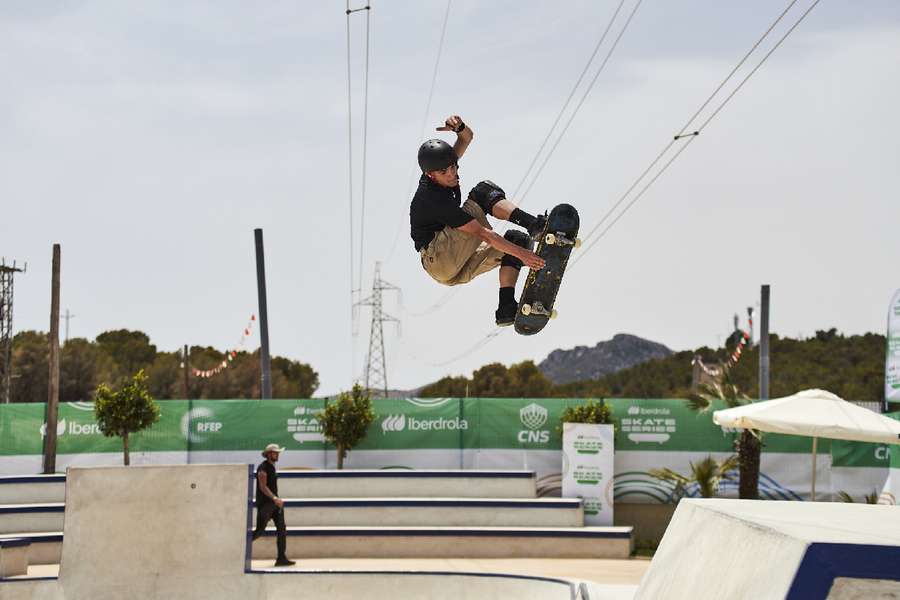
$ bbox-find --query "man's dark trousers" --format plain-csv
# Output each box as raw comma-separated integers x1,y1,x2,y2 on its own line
252,502,287,559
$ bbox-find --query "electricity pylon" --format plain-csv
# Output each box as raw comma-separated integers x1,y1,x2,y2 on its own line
0,259,26,404
355,262,400,398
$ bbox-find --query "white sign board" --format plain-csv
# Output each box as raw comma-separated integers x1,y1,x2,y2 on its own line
562,422,615,525
887,289,900,403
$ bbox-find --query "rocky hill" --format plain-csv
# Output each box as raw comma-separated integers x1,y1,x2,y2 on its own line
538,333,673,385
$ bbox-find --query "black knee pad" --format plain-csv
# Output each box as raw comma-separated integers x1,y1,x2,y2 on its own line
504,229,531,249
501,230,531,270
468,180,506,214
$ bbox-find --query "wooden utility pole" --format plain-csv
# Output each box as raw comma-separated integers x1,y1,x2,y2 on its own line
759,285,770,400
43,244,61,474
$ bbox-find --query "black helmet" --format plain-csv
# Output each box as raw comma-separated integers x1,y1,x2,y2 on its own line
417,139,457,173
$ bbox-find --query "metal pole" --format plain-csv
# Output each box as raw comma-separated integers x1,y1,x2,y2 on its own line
811,436,817,501
759,285,770,401
43,244,61,474
254,229,272,400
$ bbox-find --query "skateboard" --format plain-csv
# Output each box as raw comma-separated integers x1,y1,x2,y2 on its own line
514,203,580,336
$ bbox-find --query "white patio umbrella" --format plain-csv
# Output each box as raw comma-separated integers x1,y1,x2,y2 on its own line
712,389,900,500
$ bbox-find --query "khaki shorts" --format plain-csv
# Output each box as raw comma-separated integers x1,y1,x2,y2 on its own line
420,199,504,286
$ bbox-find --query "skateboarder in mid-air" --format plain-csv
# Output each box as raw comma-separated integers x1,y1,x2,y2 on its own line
410,114,547,326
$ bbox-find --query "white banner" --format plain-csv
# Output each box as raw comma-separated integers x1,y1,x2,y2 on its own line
562,423,615,525
887,289,900,403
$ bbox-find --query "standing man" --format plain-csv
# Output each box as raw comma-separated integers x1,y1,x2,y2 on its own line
251,443,295,567
410,114,548,325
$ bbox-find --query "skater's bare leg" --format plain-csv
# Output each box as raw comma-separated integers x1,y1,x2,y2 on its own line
492,197,543,235
491,198,516,221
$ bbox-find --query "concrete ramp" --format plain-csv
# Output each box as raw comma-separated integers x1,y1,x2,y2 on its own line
635,499,900,600
0,465,589,600
58,464,252,598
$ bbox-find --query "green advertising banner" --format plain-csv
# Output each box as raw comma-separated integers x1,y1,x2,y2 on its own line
359,398,469,451
2,399,895,503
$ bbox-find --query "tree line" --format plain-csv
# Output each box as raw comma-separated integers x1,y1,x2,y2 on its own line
7,328,885,404
7,329,319,403
420,330,887,403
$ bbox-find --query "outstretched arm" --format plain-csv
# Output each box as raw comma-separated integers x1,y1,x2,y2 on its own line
437,115,474,160
455,220,545,270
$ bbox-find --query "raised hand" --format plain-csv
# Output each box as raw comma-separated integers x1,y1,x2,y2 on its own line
436,115,466,133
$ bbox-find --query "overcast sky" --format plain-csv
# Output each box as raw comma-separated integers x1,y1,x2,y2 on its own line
2,1,899,396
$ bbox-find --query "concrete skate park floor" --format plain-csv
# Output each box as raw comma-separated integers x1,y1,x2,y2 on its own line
20,557,651,585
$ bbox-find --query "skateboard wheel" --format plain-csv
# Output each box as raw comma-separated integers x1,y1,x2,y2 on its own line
521,304,532,316
550,310,558,319
574,238,582,249
544,233,556,246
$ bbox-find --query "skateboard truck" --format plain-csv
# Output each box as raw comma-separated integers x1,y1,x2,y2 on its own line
520,301,558,319
544,232,582,248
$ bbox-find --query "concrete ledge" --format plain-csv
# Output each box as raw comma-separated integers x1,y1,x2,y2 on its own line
0,477,66,505
0,571,580,600
253,526,634,559
0,505,65,535
0,539,29,578
634,499,900,600
249,570,579,599
255,497,583,527
276,470,537,499
0,534,61,566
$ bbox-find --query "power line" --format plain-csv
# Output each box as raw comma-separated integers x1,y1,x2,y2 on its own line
515,0,644,209
509,0,627,202
384,0,453,266
697,0,820,133
428,327,506,368
346,1,373,378
571,135,697,267
571,0,821,268
416,0,452,169
427,0,822,367
358,3,373,299
676,0,800,138
574,0,800,253
408,0,640,321
345,0,356,318
402,287,457,318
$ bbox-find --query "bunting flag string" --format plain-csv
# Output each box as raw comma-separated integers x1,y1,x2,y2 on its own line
192,314,257,379
725,330,751,370
694,322,753,381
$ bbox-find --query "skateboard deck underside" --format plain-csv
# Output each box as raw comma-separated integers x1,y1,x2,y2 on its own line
514,203,579,336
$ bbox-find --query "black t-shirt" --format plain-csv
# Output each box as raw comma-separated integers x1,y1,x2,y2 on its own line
256,460,278,506
409,174,473,251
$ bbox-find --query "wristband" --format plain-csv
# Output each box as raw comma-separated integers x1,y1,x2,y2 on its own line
454,120,466,134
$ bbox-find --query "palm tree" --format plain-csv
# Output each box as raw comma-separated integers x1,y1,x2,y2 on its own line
686,371,762,499
650,455,739,501
837,490,879,504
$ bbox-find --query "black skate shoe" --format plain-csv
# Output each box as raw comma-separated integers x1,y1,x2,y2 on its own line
495,301,518,326
527,212,548,240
